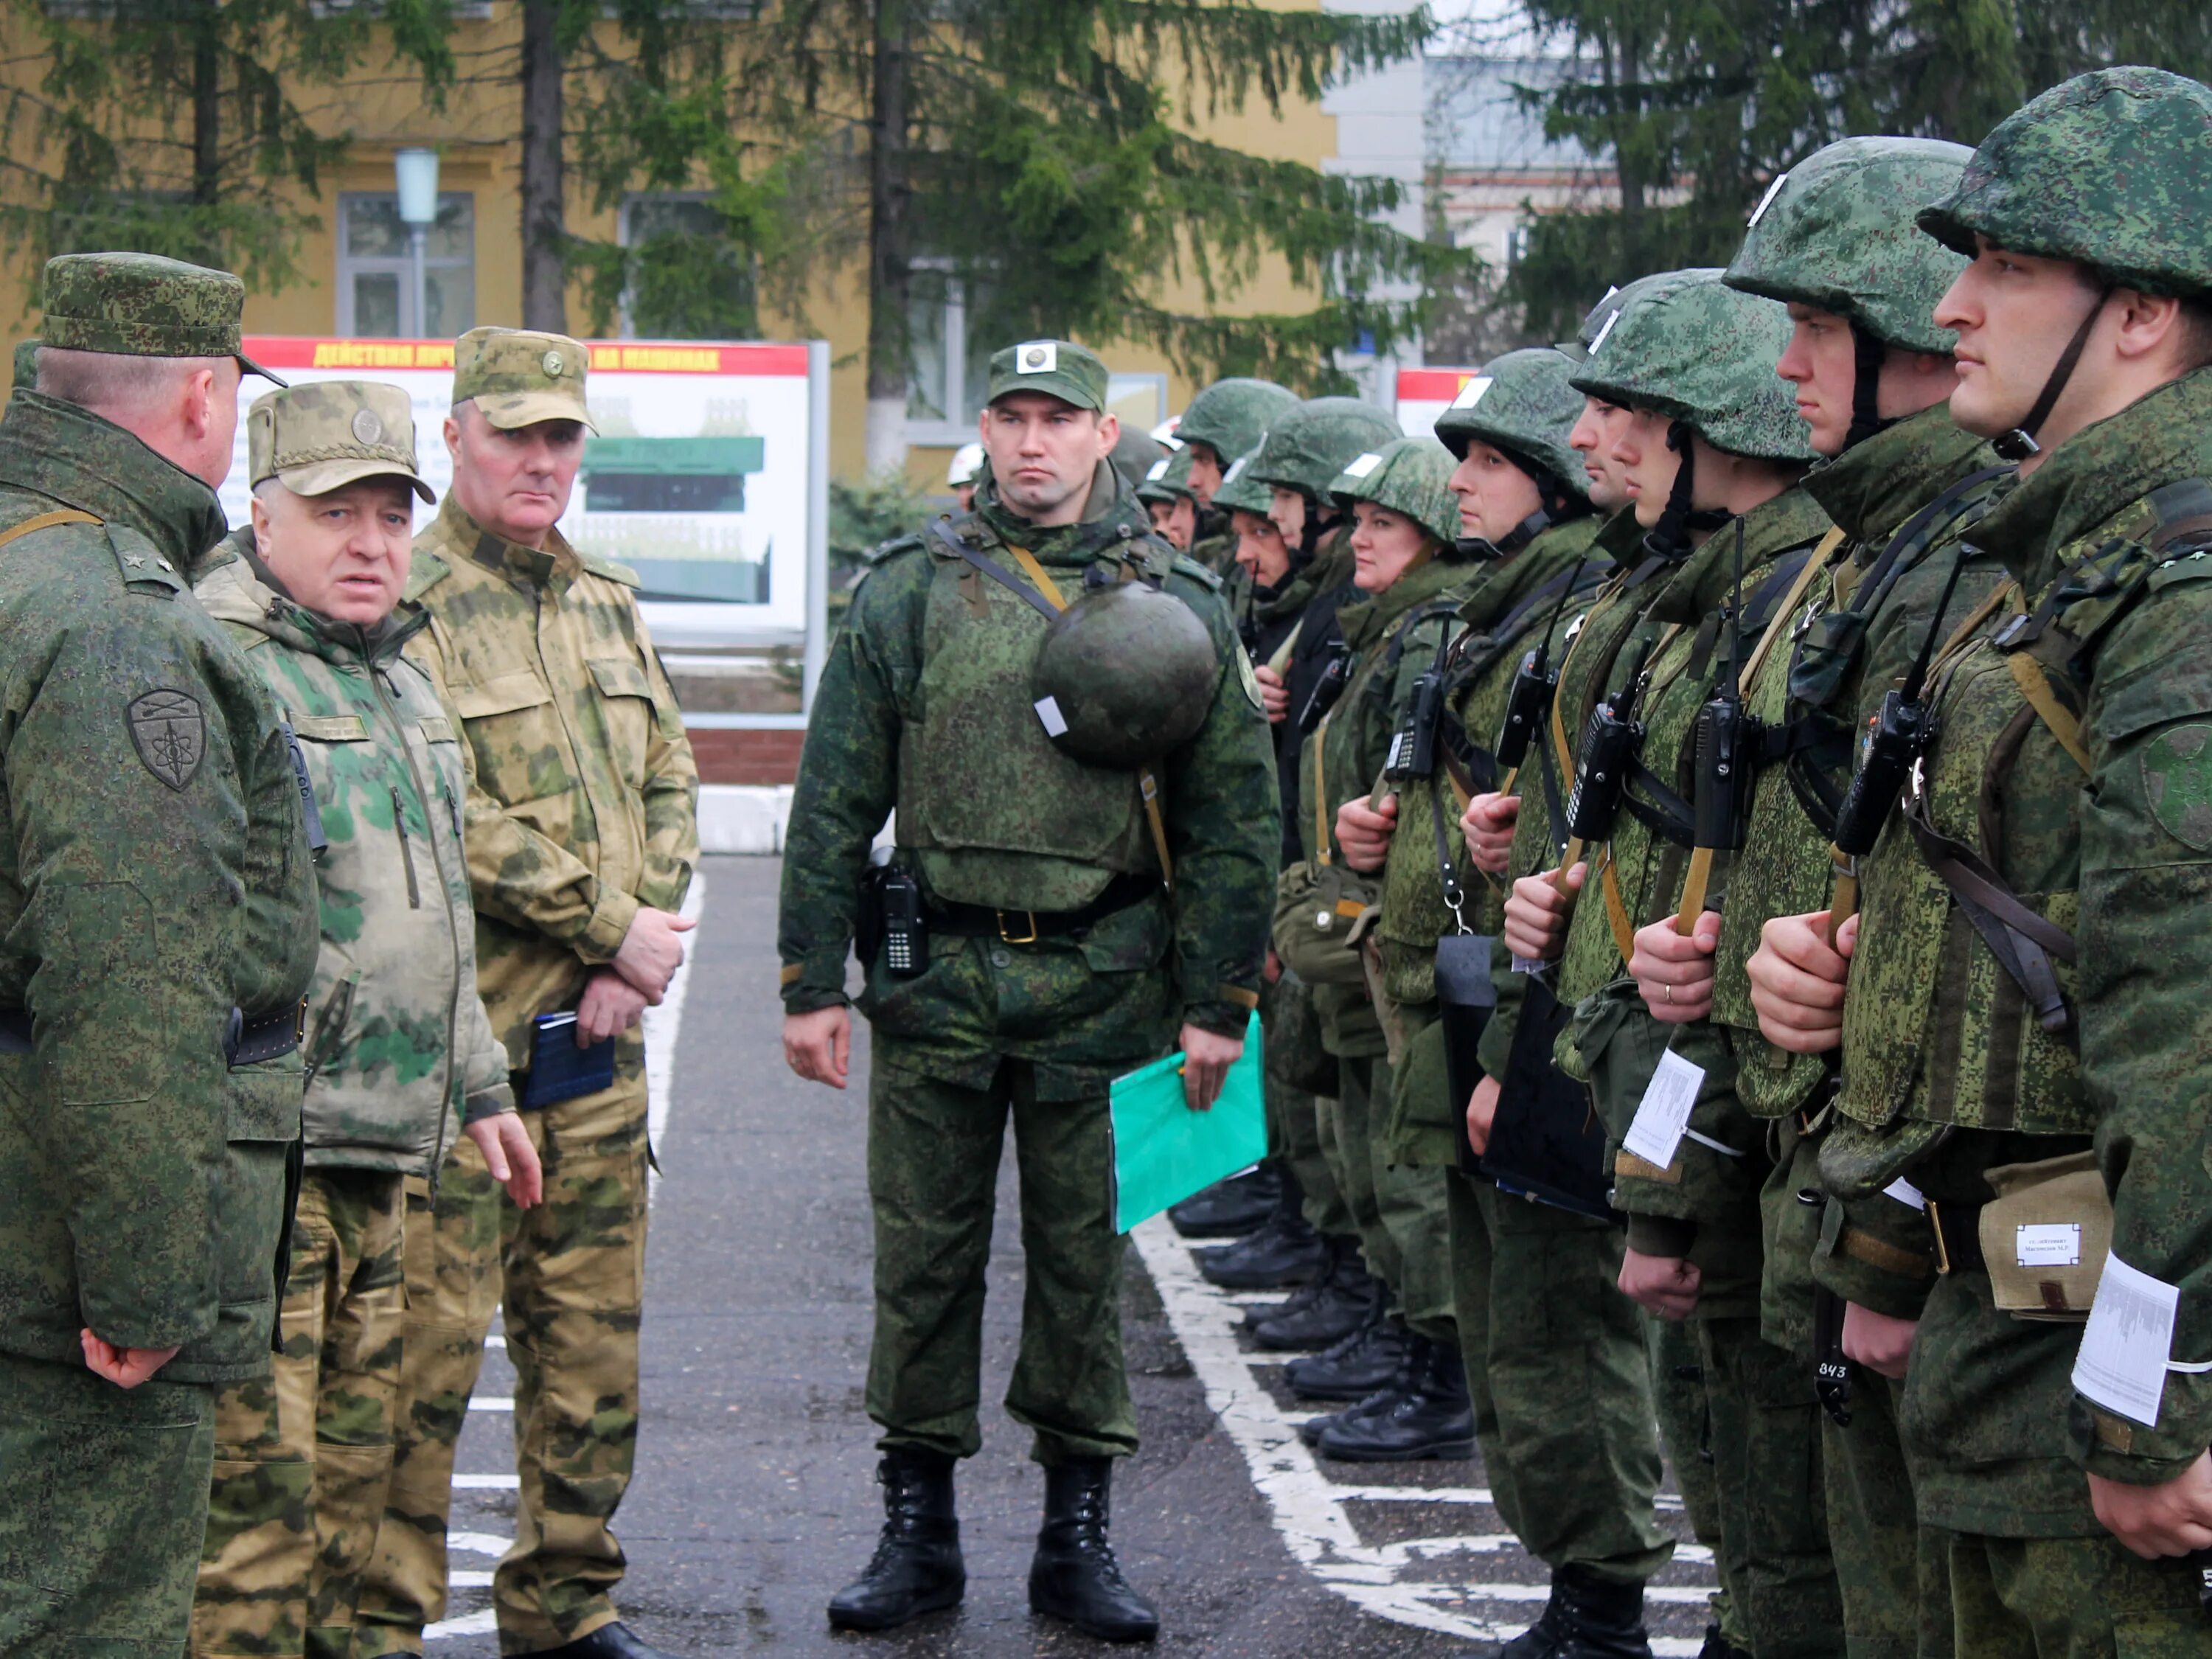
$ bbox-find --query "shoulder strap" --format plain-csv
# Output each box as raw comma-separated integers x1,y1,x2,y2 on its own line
1738,528,1844,695
0,507,100,556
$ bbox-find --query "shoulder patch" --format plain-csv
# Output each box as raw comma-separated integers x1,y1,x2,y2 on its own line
106,525,183,597
864,531,928,568
2142,723,2212,850
578,551,641,588
128,689,206,789
1171,552,1223,591
2150,546,2212,593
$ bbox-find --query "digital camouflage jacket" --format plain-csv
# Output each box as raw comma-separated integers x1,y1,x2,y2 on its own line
199,537,513,1176
1296,553,1478,1058
0,390,319,1384
404,498,699,1062
778,462,1278,1099
1829,369,2212,1502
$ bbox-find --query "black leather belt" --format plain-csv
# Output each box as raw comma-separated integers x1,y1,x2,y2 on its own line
226,1000,309,1067
1927,1199,1985,1275
925,874,1160,945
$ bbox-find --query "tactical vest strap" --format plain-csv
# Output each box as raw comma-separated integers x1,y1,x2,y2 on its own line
0,507,101,554
2004,652,2093,774
1741,528,1844,695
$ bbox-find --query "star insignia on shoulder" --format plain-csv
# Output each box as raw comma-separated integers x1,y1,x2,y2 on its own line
125,554,145,568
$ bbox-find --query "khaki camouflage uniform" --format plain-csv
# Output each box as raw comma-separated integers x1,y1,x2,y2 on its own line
189,379,515,1659
0,254,316,1656
355,330,698,1657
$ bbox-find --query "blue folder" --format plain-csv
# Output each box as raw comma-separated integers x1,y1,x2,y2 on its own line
1108,1013,1266,1234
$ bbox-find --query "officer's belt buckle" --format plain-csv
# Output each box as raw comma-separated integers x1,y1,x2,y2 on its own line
1927,1198,1953,1276
996,909,1040,946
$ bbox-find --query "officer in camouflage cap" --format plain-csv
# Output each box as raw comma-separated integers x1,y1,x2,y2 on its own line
187,380,543,1659
1198,397,1405,1338
1494,268,1843,1658
355,329,698,1659
1749,66,2212,1654
781,337,1276,1642
0,251,319,1655
1176,377,1298,574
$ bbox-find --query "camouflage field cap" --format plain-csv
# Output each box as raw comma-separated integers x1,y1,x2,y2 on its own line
1571,269,1814,462
985,338,1110,413
249,380,433,504
1726,137,1972,353
1211,443,1275,518
1245,396,1404,498
1573,269,1722,360
1175,377,1299,464
452,326,594,431
40,252,282,383
1326,437,1462,549
1137,445,1197,506
1433,347,1590,496
1919,66,2212,298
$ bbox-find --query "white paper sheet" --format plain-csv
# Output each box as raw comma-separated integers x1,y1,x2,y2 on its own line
2073,1252,2180,1427
1621,1049,1705,1172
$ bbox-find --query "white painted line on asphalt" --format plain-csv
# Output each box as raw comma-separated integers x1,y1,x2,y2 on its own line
643,875,706,1201
1130,1215,1717,1646
469,1397,515,1413
452,1473,520,1490
451,1571,495,1589
426,1610,498,1638
449,1532,513,1557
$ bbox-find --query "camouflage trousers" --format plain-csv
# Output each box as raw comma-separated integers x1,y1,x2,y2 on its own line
194,1169,407,1659
357,1037,650,1657
0,1349,215,1656
866,1042,1136,1464
1697,1315,1846,1659
1261,972,1353,1239
1443,1168,1673,1585
1647,1312,1745,1647
1933,1526,2206,1658
1324,1052,1455,1338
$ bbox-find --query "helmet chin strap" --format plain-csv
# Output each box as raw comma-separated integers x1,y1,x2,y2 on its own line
1643,420,1729,559
1994,284,2114,462
1844,324,1893,450
1455,505,1550,562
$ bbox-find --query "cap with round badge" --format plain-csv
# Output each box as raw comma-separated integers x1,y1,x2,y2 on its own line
452,326,595,431
248,380,434,504
985,338,1110,414
40,251,284,386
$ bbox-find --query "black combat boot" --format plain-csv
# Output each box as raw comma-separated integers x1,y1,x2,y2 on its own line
1283,1308,1411,1400
1167,1161,1280,1239
1194,1197,1327,1290
1027,1458,1160,1643
826,1451,965,1632
1248,1239,1379,1343
1503,1566,1653,1659
1313,1333,1475,1462
523,1623,683,1659
1694,1622,1750,1659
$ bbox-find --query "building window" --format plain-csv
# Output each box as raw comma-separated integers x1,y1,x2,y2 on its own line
905,263,996,445
337,192,474,338
618,194,759,340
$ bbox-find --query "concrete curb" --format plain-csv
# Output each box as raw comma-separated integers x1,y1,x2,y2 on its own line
697,784,793,855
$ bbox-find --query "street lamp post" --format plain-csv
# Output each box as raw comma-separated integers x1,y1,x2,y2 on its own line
394,148,440,336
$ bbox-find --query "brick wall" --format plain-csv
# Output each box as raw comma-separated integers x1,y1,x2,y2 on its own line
687,726,804,786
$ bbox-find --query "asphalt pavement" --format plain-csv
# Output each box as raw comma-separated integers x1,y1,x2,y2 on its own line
424,855,1716,1657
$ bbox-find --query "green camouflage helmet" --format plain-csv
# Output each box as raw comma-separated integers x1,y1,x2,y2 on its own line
1175,378,1298,465
1245,397,1404,499
1726,136,1972,353
1137,445,1197,506
1212,443,1274,517
1111,421,1166,491
1571,270,1814,462
1573,269,1722,360
1433,348,1590,497
1919,66,2212,299
1032,582,1217,768
1326,437,1461,549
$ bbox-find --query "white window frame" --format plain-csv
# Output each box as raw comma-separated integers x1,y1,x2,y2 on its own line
616,190,754,339
335,190,476,338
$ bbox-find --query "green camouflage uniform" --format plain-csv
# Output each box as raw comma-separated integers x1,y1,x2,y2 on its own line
1711,136,1998,1659
355,330,700,1657
780,344,1276,1464
1547,271,1846,1657
1821,69,2212,1652
189,381,516,1659
0,254,317,1657
1290,439,1471,1341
